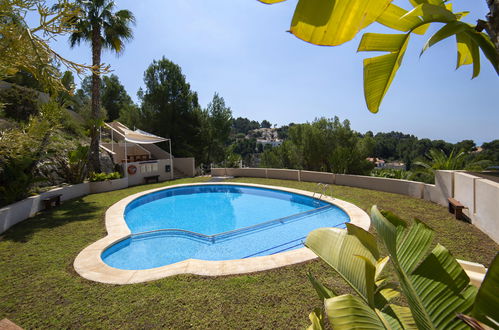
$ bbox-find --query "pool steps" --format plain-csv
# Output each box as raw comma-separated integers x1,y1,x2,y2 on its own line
130,204,340,244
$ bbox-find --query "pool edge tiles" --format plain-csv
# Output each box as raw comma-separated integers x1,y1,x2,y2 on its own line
73,182,371,284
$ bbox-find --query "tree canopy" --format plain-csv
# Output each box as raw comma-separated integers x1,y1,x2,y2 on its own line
261,117,374,174
139,57,204,157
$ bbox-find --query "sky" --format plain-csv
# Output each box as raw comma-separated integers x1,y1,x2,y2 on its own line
47,0,498,145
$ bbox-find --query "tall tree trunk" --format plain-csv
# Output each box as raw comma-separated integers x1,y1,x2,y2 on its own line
479,0,499,55
90,24,102,173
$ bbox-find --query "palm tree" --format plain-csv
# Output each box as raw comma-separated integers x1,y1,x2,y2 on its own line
68,0,134,172
414,148,467,172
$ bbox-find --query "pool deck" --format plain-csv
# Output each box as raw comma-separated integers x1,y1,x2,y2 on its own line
74,182,371,284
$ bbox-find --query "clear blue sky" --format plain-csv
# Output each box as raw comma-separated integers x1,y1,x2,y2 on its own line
49,0,498,145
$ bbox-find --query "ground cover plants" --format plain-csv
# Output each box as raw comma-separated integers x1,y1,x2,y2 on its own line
0,177,497,328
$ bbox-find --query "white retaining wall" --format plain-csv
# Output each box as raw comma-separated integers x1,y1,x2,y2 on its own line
211,168,499,243
0,182,90,234
474,179,499,243
335,174,425,199
174,157,196,177
90,178,129,194
454,172,478,213
300,171,336,184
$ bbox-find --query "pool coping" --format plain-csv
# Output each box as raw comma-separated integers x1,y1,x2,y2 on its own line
73,182,371,284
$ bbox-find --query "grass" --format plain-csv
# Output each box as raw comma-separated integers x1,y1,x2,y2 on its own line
0,177,497,329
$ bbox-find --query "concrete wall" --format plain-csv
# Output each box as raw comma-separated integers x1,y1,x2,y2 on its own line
211,168,225,176
423,184,447,206
89,178,128,194
335,174,425,198
454,172,479,213
434,170,454,203
474,179,499,243
266,169,299,181
126,159,172,186
0,182,90,234
225,168,268,178
174,157,196,177
300,171,336,184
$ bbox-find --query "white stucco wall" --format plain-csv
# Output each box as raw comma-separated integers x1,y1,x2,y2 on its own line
474,179,499,243
125,159,172,186
0,182,91,234
300,171,336,184
266,169,299,181
454,172,480,213
174,157,195,177
335,174,425,198
434,170,454,202
89,178,129,194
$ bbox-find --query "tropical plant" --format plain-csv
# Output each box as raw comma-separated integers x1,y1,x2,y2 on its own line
52,144,90,184
371,168,414,180
66,0,135,173
0,101,63,206
258,0,499,113
0,0,94,93
305,206,499,329
414,148,467,171
88,171,121,182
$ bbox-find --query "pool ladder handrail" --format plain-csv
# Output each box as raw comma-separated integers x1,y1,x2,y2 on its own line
313,183,333,200
131,204,333,244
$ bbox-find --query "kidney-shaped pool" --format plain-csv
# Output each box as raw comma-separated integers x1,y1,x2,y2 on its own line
102,184,349,270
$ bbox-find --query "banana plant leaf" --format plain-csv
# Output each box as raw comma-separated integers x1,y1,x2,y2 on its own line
471,253,499,328
305,225,379,305
371,206,478,329
289,0,392,46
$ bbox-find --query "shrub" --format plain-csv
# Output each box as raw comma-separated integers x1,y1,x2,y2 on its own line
89,171,122,182
0,84,40,121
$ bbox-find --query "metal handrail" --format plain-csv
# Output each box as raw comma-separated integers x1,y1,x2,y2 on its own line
131,204,333,243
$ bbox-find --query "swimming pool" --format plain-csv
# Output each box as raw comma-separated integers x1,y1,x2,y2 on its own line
74,182,370,284
102,185,349,270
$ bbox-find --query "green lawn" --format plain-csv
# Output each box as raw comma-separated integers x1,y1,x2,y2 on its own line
0,177,497,329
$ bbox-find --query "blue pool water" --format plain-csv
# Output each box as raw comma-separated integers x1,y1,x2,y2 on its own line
102,185,349,270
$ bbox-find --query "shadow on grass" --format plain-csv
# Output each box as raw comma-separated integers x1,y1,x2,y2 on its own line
1,198,99,243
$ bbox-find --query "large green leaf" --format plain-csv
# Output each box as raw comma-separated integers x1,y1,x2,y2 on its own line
409,0,443,6
307,308,325,330
381,304,416,329
462,29,499,75
456,32,480,78
305,226,378,304
307,272,336,300
456,33,474,67
258,0,287,3
376,3,426,34
289,0,392,46
371,206,479,329
471,253,499,328
324,294,389,329
402,3,457,22
359,33,410,113
421,21,468,55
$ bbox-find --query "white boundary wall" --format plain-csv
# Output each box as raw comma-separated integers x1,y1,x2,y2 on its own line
0,182,90,234
212,168,499,243
0,165,179,235
3,168,498,244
